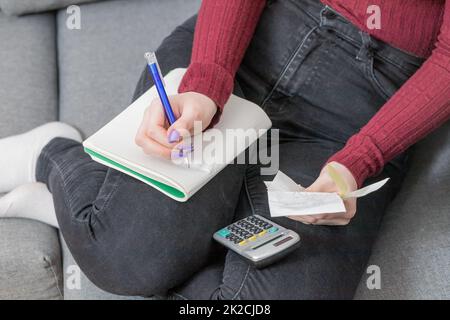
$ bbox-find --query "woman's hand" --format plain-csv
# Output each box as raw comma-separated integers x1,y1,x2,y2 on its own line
135,92,218,159
288,162,358,226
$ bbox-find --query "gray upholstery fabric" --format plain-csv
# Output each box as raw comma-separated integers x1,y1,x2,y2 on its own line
61,236,151,300
0,219,63,300
57,0,201,137
0,0,102,16
355,122,450,300
0,11,62,300
0,12,58,138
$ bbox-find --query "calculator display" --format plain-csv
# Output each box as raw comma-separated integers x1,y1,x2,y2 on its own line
273,236,293,247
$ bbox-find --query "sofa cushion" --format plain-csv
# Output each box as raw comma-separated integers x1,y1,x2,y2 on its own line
0,219,63,300
0,12,58,138
61,236,150,300
355,121,450,299
57,0,200,137
0,0,102,16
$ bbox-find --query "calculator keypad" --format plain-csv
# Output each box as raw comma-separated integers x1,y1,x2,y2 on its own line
217,216,279,246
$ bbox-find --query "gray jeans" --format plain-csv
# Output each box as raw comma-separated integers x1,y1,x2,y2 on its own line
36,0,423,299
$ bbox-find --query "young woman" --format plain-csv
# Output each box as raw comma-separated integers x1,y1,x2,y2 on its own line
1,0,449,299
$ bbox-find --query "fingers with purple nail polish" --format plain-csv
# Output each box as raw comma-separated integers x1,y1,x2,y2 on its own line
168,129,180,143
171,148,186,159
171,143,193,159
178,143,193,153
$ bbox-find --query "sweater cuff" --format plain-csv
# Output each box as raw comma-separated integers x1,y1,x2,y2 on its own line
326,134,385,188
178,62,234,112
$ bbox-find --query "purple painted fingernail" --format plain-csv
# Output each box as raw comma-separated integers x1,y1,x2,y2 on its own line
171,149,187,159
180,144,194,152
168,130,180,143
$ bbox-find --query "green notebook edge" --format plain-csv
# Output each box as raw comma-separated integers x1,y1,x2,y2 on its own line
84,147,185,199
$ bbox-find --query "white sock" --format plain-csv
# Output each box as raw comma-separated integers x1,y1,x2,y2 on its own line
0,183,58,228
0,122,82,193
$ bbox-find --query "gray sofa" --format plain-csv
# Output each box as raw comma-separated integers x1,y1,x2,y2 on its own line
0,0,449,300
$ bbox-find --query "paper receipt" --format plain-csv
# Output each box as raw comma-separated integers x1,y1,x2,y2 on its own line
264,171,389,217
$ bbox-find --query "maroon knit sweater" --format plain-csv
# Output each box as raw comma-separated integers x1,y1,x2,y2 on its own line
178,0,450,187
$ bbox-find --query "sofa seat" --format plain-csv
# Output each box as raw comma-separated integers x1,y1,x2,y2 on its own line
0,219,62,300
0,11,62,300
355,122,450,299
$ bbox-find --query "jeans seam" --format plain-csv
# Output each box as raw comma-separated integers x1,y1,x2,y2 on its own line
318,12,420,75
342,33,418,75
231,265,251,300
44,154,83,224
370,68,391,100
260,26,319,109
90,173,123,229
365,59,391,101
46,155,101,243
374,54,419,76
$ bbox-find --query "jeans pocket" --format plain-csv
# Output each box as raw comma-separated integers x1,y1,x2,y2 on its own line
365,52,418,102
90,169,124,226
365,57,398,101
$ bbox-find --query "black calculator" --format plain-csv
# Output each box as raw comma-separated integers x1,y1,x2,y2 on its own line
213,215,300,268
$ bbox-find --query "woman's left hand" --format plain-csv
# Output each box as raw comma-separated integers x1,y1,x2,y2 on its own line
288,162,358,226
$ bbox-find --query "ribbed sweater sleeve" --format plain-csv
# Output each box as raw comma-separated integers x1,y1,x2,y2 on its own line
179,0,450,188
328,1,450,187
178,0,266,110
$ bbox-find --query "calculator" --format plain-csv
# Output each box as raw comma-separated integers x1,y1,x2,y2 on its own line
213,215,300,268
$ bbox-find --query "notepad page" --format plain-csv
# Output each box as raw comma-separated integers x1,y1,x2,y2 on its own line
83,68,272,201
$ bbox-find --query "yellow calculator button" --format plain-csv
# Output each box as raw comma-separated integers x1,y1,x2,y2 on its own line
258,230,267,237
238,240,247,246
249,235,258,242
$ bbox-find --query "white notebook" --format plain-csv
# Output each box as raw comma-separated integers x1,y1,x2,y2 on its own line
83,68,272,202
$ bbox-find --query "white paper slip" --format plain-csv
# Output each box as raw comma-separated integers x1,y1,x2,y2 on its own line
264,170,305,192
265,171,390,217
267,191,346,217
342,178,389,199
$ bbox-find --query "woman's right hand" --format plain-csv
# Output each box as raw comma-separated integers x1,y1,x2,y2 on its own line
135,91,218,159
